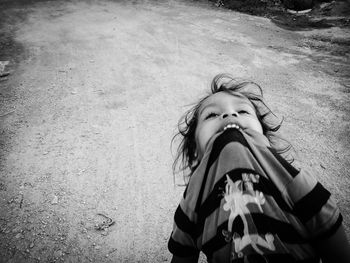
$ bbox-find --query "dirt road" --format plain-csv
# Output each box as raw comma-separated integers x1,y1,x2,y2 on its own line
0,0,349,262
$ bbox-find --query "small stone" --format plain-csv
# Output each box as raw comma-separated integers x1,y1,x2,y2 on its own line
51,195,58,205
29,242,34,248
12,226,21,233
15,233,22,239
95,245,100,250
54,250,62,258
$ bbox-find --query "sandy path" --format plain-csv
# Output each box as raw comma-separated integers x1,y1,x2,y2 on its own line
0,0,349,262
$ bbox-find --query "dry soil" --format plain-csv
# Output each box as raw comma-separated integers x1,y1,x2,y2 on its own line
0,0,349,262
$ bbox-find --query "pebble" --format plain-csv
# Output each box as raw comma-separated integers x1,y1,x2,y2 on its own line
12,226,21,233
51,195,58,205
53,250,63,258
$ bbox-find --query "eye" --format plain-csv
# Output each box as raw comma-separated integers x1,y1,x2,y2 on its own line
238,110,249,114
204,112,219,120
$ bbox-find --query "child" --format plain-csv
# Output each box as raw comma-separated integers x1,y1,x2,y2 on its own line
168,74,350,263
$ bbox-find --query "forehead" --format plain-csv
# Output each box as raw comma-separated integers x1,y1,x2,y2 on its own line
199,91,253,110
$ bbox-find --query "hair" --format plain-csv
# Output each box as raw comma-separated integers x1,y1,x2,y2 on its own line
172,73,292,178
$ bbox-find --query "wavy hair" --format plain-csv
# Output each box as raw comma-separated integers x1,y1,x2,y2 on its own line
172,73,292,178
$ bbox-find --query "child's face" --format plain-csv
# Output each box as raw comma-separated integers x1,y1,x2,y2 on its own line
195,91,263,160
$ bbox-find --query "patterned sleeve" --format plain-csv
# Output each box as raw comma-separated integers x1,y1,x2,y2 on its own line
168,200,200,257
284,168,342,240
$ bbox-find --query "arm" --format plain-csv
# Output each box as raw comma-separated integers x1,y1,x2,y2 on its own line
313,224,350,263
171,254,199,263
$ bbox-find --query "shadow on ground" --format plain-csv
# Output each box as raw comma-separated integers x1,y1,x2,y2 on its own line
211,0,350,29
0,0,64,72
212,0,350,88
0,2,28,67
1,0,349,86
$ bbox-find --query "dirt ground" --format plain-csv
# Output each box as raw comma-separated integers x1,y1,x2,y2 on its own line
0,0,349,262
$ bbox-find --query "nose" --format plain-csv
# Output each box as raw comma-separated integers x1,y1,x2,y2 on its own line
222,112,238,119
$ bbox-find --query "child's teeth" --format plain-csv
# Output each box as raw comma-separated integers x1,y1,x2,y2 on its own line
224,124,240,131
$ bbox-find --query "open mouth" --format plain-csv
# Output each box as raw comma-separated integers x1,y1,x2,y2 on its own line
223,123,241,131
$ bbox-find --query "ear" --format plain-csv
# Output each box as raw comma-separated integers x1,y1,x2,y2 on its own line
194,147,201,162
193,150,201,167
193,150,198,159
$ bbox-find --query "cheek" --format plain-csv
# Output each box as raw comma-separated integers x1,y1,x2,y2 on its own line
253,120,264,134
194,128,204,150
194,128,200,151
194,126,210,155
245,116,263,134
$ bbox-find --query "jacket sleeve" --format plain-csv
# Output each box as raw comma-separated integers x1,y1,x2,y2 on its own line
168,199,200,258
284,168,342,239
